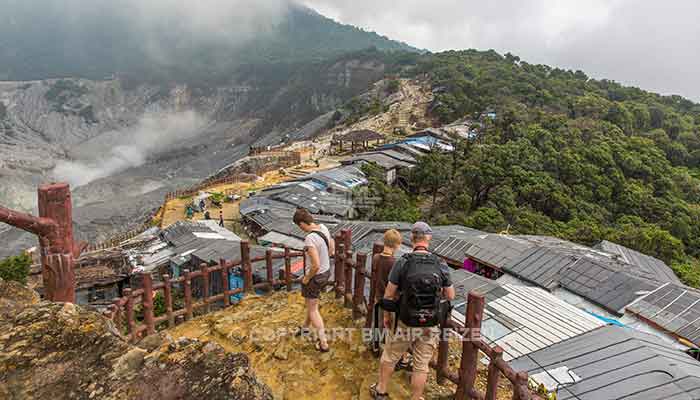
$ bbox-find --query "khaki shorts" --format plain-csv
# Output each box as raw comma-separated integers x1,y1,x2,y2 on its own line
301,271,330,299
380,321,439,373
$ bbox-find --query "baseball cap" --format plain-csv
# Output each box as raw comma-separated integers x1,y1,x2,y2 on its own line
411,221,433,235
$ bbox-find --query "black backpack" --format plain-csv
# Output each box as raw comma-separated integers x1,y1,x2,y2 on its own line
398,253,443,327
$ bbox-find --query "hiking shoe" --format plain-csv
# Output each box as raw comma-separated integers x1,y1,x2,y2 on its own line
369,383,390,399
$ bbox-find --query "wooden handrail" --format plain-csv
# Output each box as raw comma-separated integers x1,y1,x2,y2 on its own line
106,232,535,399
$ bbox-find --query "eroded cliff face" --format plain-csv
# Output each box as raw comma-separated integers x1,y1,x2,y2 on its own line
0,56,389,257
0,278,273,400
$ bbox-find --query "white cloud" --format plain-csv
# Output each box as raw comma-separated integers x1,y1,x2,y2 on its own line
302,0,700,101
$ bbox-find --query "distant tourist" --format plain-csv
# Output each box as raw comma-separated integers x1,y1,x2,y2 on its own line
185,205,194,219
219,211,224,227
204,210,211,220
293,208,334,352
371,222,455,400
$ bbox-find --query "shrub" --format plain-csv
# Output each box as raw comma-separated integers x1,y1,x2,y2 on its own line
0,253,32,284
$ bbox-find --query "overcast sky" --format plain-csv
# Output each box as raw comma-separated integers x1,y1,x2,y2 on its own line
302,0,700,101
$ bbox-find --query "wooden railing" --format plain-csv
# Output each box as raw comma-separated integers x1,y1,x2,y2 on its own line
332,228,537,400
105,241,306,342
163,175,250,202
83,223,152,253
106,229,535,399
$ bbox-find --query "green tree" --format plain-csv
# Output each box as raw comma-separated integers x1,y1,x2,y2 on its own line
0,253,32,284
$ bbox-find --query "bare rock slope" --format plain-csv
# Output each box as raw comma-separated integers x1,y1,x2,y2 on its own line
0,278,272,400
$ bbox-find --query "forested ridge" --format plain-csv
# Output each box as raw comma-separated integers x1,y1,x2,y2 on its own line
364,50,700,287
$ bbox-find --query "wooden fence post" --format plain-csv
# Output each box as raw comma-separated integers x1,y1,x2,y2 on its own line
241,241,253,292
365,242,383,329
436,317,450,385
353,252,367,319
284,246,292,291
162,274,175,328
455,291,485,400
342,229,353,308
266,250,274,287
141,273,155,336
334,233,345,299
201,263,210,313
220,259,230,307
513,372,530,400
124,288,136,343
485,346,503,400
183,269,193,320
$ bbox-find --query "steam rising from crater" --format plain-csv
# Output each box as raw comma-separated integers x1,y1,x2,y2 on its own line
53,111,206,187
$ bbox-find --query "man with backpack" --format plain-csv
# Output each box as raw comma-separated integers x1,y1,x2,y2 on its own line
293,208,334,352
371,222,455,400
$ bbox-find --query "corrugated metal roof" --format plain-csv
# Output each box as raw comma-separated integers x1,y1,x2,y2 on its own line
559,257,659,315
258,231,306,250
345,152,415,170
510,325,700,400
596,240,681,284
449,269,604,361
627,283,700,347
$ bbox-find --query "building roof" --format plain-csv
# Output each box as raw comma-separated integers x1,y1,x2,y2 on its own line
449,269,605,361
344,152,415,171
626,282,700,347
336,129,384,143
557,257,659,315
264,184,353,216
510,325,700,399
596,240,681,284
258,231,306,250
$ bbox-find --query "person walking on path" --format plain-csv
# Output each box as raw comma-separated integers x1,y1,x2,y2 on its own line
293,208,334,352
371,222,455,400
219,211,225,227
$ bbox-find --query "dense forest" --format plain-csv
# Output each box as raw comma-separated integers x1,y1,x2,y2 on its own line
362,50,700,287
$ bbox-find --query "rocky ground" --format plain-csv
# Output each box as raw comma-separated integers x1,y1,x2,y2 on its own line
169,290,513,400
0,277,273,399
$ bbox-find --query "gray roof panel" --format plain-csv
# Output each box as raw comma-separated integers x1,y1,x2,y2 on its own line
510,325,700,400
627,283,700,346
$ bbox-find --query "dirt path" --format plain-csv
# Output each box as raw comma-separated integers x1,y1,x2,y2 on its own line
159,158,342,231
168,291,513,400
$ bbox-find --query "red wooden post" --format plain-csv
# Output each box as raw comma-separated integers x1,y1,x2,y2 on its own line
365,242,383,329
284,246,292,291
141,273,155,336
341,229,353,307
241,241,253,292
344,257,353,309
200,263,210,313
220,259,230,307
455,291,485,400
124,288,136,343
513,372,531,400
353,252,367,319
436,318,450,385
485,346,503,400
0,183,76,302
334,234,345,299
265,250,274,286
162,274,175,328
183,269,193,320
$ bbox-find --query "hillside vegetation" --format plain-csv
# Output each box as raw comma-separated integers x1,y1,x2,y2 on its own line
366,50,700,286
0,2,414,83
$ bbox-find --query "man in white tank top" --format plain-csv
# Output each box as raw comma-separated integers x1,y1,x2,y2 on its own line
293,208,334,352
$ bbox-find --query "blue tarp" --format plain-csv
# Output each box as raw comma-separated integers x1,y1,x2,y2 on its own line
587,311,625,327
229,274,245,304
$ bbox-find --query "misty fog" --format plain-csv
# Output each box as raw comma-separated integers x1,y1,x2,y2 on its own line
52,111,206,187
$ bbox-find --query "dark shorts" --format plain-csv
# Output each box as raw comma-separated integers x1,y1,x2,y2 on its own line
302,271,330,299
